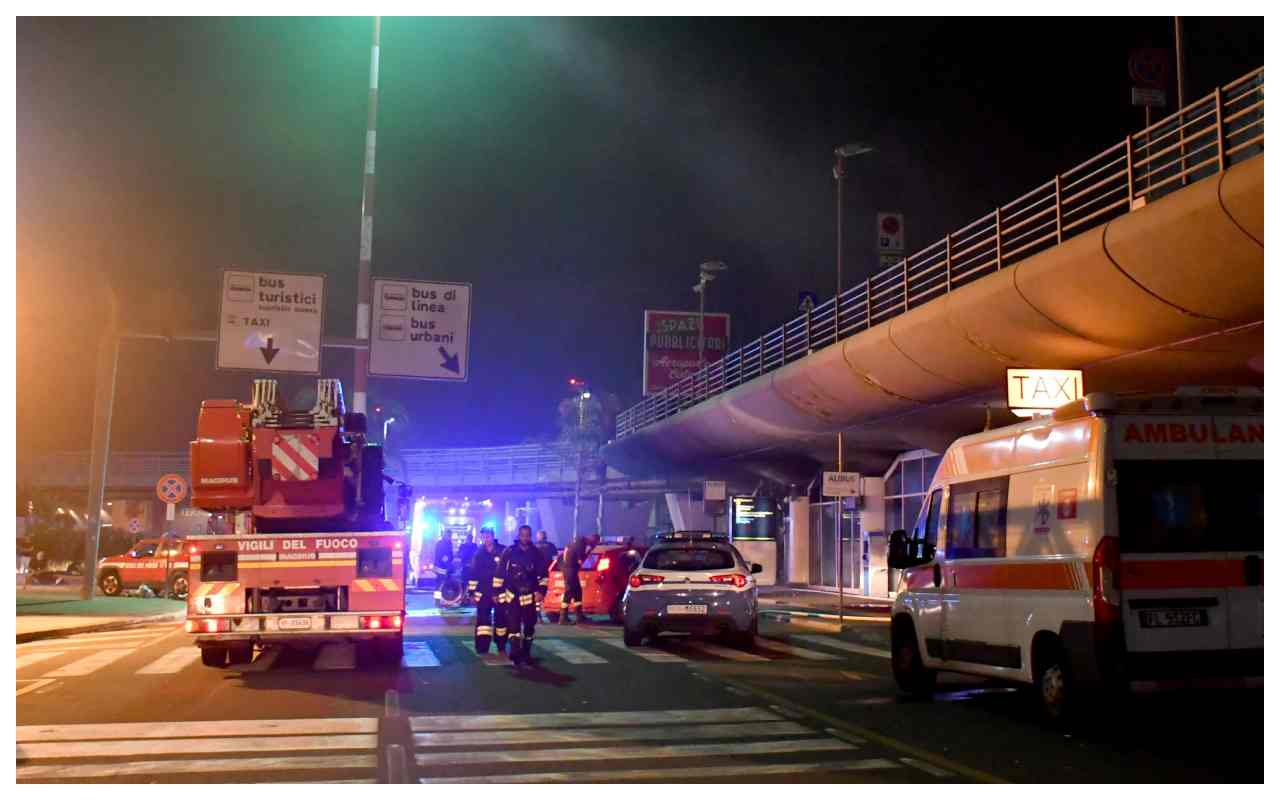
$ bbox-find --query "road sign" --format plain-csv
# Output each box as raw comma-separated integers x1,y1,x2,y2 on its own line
643,310,731,395
1131,87,1168,108
156,474,188,505
876,212,905,252
1129,48,1170,88
369,278,472,381
823,471,861,497
878,252,903,270
217,270,324,374
1006,368,1084,417
128,518,143,534
798,291,818,313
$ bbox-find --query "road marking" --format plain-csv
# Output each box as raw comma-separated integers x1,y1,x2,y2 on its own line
411,707,780,732
414,720,813,748
60,625,181,640
901,756,956,777
41,648,133,677
680,640,770,662
416,736,856,767
792,634,891,659
18,717,378,742
18,734,378,760
15,651,67,671
16,679,57,697
538,639,608,664
420,758,901,783
596,637,688,663
825,727,867,745
402,641,441,668
136,647,202,674
16,754,379,781
17,637,162,653
752,637,841,660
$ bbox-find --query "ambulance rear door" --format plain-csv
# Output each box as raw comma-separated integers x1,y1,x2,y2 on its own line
1110,414,1262,659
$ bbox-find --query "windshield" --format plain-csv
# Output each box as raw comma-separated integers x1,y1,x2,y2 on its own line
642,546,736,571
1116,459,1262,552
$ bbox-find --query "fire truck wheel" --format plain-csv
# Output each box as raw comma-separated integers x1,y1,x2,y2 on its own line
227,645,253,665
891,616,937,697
98,571,122,597
167,571,189,600
200,647,228,668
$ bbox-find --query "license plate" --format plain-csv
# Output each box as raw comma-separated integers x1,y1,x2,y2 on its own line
1139,609,1208,628
667,604,708,615
278,616,312,631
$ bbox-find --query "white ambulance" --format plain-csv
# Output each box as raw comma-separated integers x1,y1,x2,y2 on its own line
888,388,1262,720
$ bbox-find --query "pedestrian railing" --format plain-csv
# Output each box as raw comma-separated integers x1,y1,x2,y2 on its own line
616,67,1264,439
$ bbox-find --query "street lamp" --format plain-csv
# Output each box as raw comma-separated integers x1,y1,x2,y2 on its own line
693,260,729,369
383,416,397,444
833,142,874,296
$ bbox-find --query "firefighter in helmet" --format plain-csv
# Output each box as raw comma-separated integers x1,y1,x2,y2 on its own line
469,527,508,655
499,524,550,667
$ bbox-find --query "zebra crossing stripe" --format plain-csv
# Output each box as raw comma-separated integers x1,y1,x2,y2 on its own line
537,640,608,664
420,758,901,783
18,734,378,760
411,706,780,732
17,754,378,781
792,635,891,659
16,651,66,671
596,637,688,663
136,647,203,674
900,756,956,777
752,637,841,660
18,717,378,742
42,649,134,677
416,736,856,767
680,640,770,662
414,720,813,748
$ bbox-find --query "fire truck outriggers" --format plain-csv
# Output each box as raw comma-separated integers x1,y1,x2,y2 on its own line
184,378,408,668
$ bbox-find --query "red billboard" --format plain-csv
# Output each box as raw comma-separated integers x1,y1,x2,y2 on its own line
643,310,731,395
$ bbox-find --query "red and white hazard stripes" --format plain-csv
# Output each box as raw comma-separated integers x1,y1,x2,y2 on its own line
352,579,399,592
272,433,321,481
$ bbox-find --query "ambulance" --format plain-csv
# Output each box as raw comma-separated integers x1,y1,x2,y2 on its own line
888,388,1262,720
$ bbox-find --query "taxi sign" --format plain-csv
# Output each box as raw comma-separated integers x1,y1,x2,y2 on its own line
156,474,189,505
1007,368,1084,417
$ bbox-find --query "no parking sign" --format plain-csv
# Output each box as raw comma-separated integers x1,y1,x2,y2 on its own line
156,474,188,505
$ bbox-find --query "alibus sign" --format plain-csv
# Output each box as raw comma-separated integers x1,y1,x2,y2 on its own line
643,310,731,396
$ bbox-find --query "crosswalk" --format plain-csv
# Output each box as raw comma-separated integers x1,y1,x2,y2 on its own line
16,625,890,688
411,706,902,783
16,717,379,783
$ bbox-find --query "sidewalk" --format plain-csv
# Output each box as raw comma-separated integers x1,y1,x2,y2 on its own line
16,596,187,643
757,585,892,621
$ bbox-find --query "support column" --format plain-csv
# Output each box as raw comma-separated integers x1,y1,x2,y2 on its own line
857,477,888,597
787,496,810,585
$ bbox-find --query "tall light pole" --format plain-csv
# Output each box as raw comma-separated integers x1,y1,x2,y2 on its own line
352,17,381,416
832,142,872,620
693,260,728,369
383,416,396,443
568,379,590,538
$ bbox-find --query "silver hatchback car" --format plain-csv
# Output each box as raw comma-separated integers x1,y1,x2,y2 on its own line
621,532,762,648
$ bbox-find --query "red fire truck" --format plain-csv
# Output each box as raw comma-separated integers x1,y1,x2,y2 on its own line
184,378,408,668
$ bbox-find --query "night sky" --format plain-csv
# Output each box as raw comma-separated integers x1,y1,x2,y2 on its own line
15,17,1263,468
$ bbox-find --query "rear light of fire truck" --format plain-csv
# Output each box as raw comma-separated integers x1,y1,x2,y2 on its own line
629,574,665,589
359,615,402,630
710,574,748,588
185,618,232,633
1092,536,1122,625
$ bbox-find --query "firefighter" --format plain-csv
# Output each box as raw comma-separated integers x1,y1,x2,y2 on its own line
500,524,550,667
469,527,508,655
533,530,557,622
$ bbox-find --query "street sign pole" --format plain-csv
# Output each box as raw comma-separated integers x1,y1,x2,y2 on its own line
82,321,120,600
836,432,844,630
352,16,381,415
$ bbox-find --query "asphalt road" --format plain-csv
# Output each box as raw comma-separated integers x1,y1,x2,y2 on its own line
15,591,1262,783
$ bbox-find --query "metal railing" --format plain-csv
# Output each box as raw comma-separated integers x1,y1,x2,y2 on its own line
617,67,1264,439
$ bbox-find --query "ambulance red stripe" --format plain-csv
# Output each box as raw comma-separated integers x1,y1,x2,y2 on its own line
1120,559,1258,590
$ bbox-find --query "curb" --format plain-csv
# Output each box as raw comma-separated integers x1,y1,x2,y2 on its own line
760,608,890,623
16,610,187,644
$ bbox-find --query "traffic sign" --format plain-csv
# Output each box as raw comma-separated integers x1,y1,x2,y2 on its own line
369,278,472,381
876,212,905,252
798,290,818,313
1131,86,1168,108
156,474,189,505
823,471,861,497
128,518,143,534
217,270,325,374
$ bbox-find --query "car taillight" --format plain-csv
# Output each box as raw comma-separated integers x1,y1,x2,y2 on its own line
391,614,402,629
360,615,401,630
596,557,611,572
629,574,665,588
184,619,196,633
711,574,748,588
1092,536,1121,625
188,545,199,555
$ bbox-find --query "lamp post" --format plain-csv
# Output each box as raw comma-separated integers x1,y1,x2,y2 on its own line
692,261,728,370
383,416,396,444
832,142,872,624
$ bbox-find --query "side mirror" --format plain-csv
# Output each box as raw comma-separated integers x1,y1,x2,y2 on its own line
750,563,763,574
887,529,912,569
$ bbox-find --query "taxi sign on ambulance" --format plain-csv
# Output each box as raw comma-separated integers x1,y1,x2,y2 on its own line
1006,369,1084,417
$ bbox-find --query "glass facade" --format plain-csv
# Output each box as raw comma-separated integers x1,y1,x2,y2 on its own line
884,450,940,535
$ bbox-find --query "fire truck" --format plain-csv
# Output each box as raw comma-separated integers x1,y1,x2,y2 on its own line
184,378,408,668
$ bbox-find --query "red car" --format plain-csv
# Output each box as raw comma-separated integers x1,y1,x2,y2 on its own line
545,542,646,623
96,536,190,599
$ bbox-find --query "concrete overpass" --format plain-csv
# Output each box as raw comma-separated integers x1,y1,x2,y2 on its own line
606,67,1264,483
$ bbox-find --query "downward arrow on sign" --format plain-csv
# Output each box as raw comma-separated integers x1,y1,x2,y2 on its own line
260,337,280,364
438,347,460,374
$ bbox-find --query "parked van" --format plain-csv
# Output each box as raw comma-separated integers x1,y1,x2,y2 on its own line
888,388,1262,720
